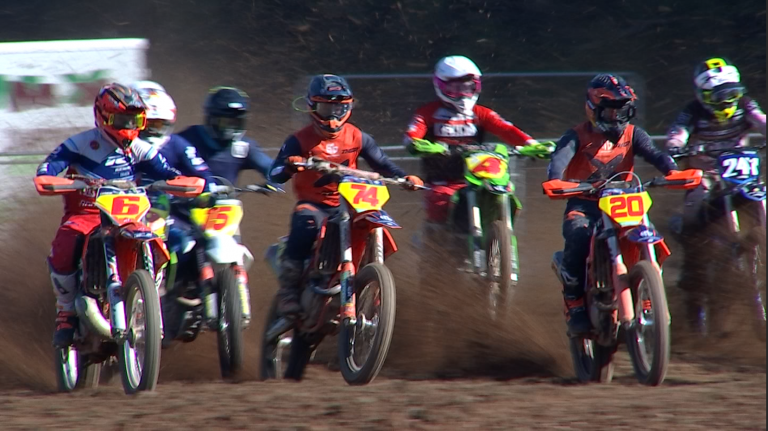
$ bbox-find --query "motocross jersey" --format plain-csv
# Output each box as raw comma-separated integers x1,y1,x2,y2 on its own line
404,101,533,183
548,122,677,184
36,128,182,214
138,134,216,186
270,123,407,206
666,97,766,170
178,125,272,184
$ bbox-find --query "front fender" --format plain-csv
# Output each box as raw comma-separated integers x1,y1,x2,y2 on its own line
205,235,242,264
625,225,664,245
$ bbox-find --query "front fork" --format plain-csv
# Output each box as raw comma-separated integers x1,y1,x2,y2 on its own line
338,209,357,326
102,233,127,340
467,189,486,274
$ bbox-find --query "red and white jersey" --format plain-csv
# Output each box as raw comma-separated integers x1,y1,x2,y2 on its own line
404,101,532,183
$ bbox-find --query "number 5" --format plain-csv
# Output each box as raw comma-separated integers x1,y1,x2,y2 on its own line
206,206,231,230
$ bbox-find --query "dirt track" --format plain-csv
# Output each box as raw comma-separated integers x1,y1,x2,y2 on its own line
0,164,765,429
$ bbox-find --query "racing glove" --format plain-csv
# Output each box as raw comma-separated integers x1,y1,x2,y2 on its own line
284,156,307,174
403,175,424,191
518,140,555,159
407,138,449,156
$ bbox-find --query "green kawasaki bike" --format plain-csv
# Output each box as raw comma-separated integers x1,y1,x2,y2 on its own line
411,139,552,319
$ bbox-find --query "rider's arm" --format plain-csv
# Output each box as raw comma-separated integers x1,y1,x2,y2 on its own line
475,105,537,146
360,132,408,178
268,135,302,184
546,129,580,180
665,103,696,150
132,139,182,180
167,135,218,188
743,97,767,137
633,127,679,175
244,138,275,179
36,140,78,177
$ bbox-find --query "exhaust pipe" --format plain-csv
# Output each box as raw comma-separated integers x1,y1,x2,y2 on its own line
75,296,112,340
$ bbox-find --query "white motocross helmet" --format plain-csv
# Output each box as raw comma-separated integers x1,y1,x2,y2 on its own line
129,80,177,148
433,55,483,115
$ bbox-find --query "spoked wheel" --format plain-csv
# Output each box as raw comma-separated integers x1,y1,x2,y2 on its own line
216,266,243,380
259,296,295,380
485,220,515,321
747,244,767,342
118,270,162,394
625,261,670,386
338,263,396,385
569,336,616,383
55,346,101,392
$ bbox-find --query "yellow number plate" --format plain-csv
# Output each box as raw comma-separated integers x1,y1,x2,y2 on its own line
95,193,151,225
598,191,653,227
338,182,389,212
465,153,508,180
190,203,244,237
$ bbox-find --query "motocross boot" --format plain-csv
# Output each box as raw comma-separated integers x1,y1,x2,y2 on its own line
276,258,304,316
559,268,591,336
50,267,79,348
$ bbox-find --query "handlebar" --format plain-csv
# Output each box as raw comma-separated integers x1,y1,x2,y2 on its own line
542,169,703,199
672,143,767,160
293,157,430,190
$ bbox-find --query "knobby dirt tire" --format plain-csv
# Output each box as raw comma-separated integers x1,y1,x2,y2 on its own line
486,220,514,320
216,266,244,380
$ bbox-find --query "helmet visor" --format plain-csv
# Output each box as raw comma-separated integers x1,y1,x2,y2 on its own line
145,119,174,137
438,78,481,101
108,112,147,130
706,86,744,106
313,101,351,121
596,100,635,123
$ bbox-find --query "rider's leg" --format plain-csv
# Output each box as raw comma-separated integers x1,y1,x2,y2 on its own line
47,214,98,347
678,183,710,333
276,202,331,315
560,199,600,335
422,183,467,259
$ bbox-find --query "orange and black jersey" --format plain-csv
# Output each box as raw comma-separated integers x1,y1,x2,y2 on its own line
269,123,407,206
547,122,677,182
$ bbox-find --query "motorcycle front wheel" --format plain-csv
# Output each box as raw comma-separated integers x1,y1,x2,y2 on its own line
338,263,396,385
625,260,670,386
118,269,162,394
216,266,244,380
485,220,516,320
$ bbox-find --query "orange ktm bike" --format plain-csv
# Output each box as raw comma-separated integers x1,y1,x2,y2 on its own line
35,175,204,394
542,169,702,386
261,158,426,385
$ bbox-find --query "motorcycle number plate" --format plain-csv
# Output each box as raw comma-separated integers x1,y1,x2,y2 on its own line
465,153,508,180
718,152,761,184
598,191,652,227
338,181,390,212
95,192,151,225
190,203,244,236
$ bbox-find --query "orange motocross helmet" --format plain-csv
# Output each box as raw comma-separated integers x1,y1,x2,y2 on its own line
585,73,637,138
306,74,354,138
94,83,148,150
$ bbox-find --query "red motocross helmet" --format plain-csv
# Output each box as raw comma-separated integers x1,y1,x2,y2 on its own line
94,83,148,150
585,74,637,138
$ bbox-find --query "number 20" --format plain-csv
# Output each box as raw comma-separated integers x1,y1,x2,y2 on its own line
609,195,644,218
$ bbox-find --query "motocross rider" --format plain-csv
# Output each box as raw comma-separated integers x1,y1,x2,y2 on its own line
665,57,766,323
177,86,273,186
404,55,552,240
547,74,679,335
268,74,424,316
35,83,191,348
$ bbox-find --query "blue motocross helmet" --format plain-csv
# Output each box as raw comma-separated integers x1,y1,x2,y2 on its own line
203,86,249,148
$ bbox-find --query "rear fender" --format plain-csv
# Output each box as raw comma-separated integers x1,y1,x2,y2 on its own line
205,235,242,264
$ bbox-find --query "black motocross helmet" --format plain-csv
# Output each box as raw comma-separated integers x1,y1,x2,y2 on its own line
306,74,354,138
203,86,249,147
585,73,637,139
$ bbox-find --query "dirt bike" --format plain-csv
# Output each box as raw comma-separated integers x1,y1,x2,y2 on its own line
260,157,426,385
413,141,552,320
670,144,766,341
34,174,204,394
543,169,702,385
158,176,282,379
